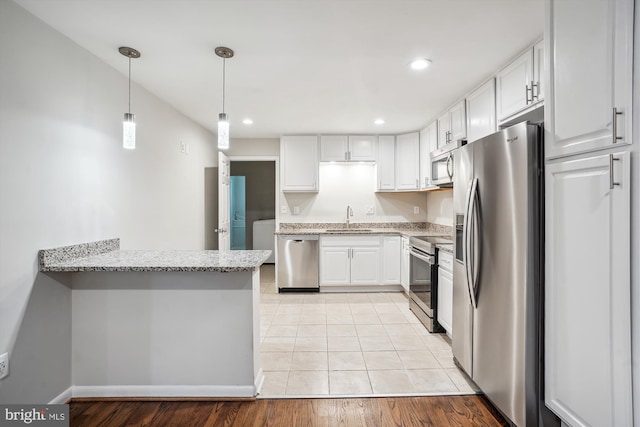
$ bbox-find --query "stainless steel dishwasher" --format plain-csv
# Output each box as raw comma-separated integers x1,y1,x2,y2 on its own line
277,235,319,291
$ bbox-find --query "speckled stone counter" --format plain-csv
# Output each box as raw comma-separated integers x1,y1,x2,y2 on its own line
39,238,271,273
277,222,453,238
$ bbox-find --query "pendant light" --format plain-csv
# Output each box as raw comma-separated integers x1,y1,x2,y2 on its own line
215,46,234,150
119,46,141,149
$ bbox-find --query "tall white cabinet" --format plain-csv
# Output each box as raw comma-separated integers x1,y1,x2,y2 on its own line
280,136,319,192
544,1,634,426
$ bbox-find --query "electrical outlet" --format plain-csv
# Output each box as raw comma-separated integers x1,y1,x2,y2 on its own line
0,353,8,380
293,206,300,215
280,205,288,214
413,206,420,214
366,205,375,215
185,143,190,154
180,141,186,154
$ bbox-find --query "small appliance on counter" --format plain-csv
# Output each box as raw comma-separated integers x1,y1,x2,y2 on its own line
408,235,453,333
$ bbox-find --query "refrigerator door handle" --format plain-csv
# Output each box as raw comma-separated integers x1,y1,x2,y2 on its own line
466,178,479,308
463,179,476,307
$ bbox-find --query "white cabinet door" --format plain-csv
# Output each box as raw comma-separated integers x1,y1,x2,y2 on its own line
436,111,450,149
437,267,453,335
376,136,395,190
466,79,496,143
545,152,631,427
320,135,348,162
280,136,318,192
545,0,633,159
350,247,381,285
419,122,437,189
348,135,376,161
320,246,350,286
382,236,401,284
400,237,410,292
448,100,467,142
395,132,420,190
496,48,533,121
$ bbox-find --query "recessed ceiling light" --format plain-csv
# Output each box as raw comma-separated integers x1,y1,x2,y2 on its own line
242,118,253,125
374,119,385,125
410,59,432,70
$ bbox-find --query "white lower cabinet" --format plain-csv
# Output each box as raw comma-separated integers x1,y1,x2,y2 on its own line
400,236,410,292
545,151,632,427
436,251,453,335
382,236,401,285
320,236,380,287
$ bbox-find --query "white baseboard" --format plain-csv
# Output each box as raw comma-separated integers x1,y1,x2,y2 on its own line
71,384,256,399
49,386,73,404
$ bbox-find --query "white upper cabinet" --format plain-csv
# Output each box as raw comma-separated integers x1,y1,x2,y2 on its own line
419,122,438,189
466,79,496,143
280,135,319,192
348,135,376,161
545,151,632,427
437,101,467,150
545,0,633,159
395,132,420,190
496,46,539,122
533,40,544,102
319,135,348,161
320,135,376,162
376,135,396,191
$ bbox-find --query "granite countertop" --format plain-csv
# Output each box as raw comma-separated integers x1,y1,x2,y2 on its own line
276,222,453,238
39,239,271,273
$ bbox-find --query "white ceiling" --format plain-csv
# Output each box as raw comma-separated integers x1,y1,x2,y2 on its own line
14,0,544,138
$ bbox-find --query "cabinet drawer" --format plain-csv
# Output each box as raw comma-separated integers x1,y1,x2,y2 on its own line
320,235,381,247
438,250,453,272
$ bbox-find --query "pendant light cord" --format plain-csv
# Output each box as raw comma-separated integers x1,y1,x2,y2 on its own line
128,56,132,113
222,58,226,113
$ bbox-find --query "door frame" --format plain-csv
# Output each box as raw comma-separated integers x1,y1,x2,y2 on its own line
227,155,280,226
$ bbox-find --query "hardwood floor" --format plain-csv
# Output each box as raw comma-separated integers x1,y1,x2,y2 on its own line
70,396,507,426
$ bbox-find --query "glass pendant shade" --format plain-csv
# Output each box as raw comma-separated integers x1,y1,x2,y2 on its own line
123,112,136,150
218,112,229,149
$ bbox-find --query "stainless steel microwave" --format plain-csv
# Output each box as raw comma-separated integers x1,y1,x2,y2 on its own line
431,151,454,187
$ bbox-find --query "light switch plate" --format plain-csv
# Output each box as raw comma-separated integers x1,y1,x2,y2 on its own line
293,206,300,215
413,206,420,214
366,205,375,215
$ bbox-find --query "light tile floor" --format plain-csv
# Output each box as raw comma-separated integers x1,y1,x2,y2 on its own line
258,264,479,397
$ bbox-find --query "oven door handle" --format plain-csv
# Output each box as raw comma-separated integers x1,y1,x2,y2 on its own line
409,248,434,264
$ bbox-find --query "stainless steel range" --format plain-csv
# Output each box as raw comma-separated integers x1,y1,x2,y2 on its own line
408,235,453,333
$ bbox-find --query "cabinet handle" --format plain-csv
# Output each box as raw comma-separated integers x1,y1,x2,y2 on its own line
609,154,621,189
531,81,538,101
612,108,623,144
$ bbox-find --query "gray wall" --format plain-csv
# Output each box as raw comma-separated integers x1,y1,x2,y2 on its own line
230,161,276,249
0,1,215,403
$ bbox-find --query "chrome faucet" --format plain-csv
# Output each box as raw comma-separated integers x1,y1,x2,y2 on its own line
346,205,353,227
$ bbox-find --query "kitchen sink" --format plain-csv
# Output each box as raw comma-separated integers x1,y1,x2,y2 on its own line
324,229,372,233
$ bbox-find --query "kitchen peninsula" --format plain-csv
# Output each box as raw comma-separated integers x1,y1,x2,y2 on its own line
39,239,271,399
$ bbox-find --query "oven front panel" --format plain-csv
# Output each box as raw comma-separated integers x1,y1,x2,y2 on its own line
409,249,436,316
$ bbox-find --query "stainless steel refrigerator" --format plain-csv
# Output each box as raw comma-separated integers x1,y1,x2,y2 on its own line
452,122,557,427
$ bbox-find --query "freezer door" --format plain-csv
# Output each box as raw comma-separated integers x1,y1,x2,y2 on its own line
452,145,474,376
471,123,540,427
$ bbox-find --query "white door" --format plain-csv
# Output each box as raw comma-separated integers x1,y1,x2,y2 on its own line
419,122,437,188
320,135,348,162
448,100,467,142
400,237,410,292
437,267,453,335
381,236,401,284
319,246,350,286
545,151,632,427
218,151,231,250
496,48,533,121
280,136,319,191
532,40,544,103
376,136,395,190
348,135,376,161
545,0,633,159
395,132,420,190
437,111,450,149
466,79,496,143
350,247,381,285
